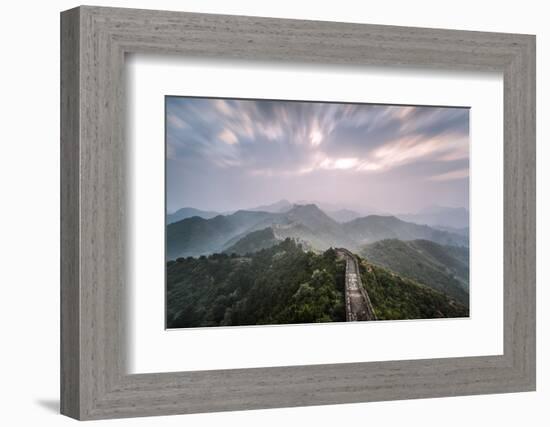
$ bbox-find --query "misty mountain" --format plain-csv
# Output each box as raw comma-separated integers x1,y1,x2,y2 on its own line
397,206,469,229
167,207,220,224
247,199,292,213
252,200,365,222
224,227,281,255
295,200,382,216
360,239,469,306
167,204,344,259
167,210,283,259
342,215,468,247
167,203,468,259
434,225,469,237
274,204,357,250
325,208,363,223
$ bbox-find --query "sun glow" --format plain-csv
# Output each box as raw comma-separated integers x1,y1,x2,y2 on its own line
309,129,324,146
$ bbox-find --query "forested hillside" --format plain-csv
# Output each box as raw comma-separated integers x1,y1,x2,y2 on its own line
359,260,468,320
360,239,469,306
167,239,468,328
167,239,346,328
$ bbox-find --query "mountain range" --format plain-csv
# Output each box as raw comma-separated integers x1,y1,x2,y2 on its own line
396,205,469,229
166,203,468,260
167,207,220,224
169,201,468,227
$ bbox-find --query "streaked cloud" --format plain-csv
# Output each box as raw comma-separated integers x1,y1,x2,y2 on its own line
166,97,469,213
218,129,238,145
429,168,470,182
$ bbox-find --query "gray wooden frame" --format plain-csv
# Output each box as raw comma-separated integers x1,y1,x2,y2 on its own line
60,5,536,421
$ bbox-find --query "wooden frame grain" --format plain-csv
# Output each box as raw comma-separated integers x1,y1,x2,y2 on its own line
60,5,536,420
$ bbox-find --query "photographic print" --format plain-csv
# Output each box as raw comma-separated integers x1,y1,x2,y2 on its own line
165,97,470,329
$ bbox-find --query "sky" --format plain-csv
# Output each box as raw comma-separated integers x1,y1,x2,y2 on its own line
166,96,469,214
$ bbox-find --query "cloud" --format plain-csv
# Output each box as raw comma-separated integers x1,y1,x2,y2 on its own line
218,129,238,145
166,98,469,180
429,168,470,181
366,133,469,172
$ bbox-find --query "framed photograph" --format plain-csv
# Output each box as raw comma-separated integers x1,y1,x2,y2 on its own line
61,6,536,420
164,96,470,329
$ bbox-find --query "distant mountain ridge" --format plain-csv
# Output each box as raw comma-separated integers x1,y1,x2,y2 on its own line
247,199,292,213
434,225,469,237
167,203,468,260
325,208,362,223
274,204,357,250
397,206,469,229
343,215,469,248
168,200,379,223
167,210,283,259
167,207,220,224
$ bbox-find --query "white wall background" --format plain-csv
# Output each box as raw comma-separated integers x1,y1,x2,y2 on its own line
0,0,546,425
